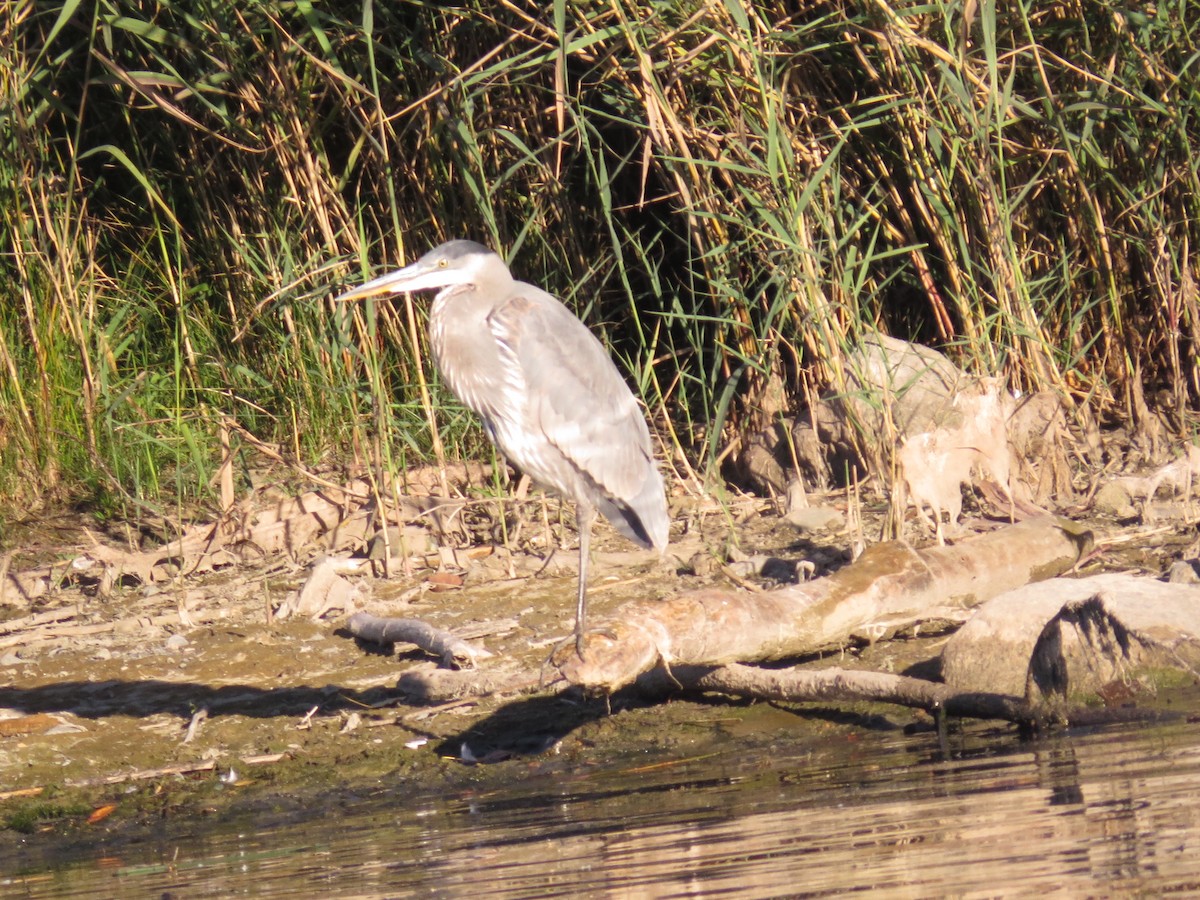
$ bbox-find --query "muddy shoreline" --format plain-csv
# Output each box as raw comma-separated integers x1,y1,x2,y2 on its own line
2,487,1198,841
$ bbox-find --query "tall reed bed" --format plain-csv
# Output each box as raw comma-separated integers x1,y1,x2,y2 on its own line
1,0,1196,516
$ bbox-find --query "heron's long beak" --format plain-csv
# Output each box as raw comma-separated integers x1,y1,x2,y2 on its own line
334,258,472,302
332,263,424,303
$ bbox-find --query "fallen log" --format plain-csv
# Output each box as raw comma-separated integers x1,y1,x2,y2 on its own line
552,516,1092,693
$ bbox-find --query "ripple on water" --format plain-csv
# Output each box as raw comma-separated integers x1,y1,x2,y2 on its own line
6,722,1200,898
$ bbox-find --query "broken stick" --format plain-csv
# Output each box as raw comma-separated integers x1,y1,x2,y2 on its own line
346,611,493,669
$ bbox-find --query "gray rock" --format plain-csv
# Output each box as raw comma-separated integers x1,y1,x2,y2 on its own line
1167,559,1200,584
785,506,845,532
165,633,190,651
942,573,1200,699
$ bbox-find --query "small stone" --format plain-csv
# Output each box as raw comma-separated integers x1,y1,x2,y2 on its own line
165,633,190,651
785,506,845,532
784,478,808,514
685,552,720,578
1167,559,1200,585
1092,480,1136,518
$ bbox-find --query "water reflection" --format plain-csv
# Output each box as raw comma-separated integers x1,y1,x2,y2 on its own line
7,722,1200,897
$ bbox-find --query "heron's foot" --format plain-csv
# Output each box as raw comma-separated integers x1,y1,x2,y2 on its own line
573,625,618,658
574,624,618,659
539,626,617,681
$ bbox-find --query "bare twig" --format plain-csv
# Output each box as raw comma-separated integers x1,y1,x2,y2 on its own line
182,708,209,744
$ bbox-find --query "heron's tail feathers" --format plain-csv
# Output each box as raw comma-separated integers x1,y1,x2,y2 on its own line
595,467,669,552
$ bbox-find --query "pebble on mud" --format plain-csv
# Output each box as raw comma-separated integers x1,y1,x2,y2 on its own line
784,506,845,532
165,633,190,651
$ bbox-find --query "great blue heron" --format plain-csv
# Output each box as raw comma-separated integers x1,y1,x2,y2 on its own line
333,240,669,654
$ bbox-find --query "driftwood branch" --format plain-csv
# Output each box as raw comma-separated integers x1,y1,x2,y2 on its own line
346,611,493,669
635,663,1170,728
552,516,1093,693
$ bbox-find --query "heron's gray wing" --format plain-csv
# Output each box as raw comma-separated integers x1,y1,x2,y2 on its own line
486,286,652,504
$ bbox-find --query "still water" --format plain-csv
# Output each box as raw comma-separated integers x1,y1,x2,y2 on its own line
7,719,1200,898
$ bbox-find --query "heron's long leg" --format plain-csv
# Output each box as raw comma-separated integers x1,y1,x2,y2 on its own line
574,500,596,655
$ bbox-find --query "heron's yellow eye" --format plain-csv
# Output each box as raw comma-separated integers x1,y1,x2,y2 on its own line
438,259,448,268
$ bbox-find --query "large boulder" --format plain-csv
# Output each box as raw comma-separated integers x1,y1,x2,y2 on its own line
942,573,1200,700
